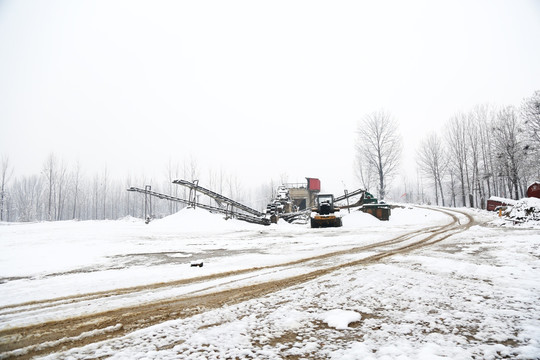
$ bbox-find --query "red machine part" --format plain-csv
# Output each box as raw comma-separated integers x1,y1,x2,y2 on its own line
307,178,320,192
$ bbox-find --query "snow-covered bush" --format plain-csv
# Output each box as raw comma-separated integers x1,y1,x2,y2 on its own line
504,197,540,224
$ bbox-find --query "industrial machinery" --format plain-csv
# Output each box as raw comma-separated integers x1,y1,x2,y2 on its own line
128,180,271,225
265,178,320,224
127,176,390,227
265,181,391,225
266,186,295,222
335,189,391,221
310,194,343,228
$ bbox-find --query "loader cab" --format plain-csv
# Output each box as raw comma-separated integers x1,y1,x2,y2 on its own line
311,194,342,228
316,194,335,215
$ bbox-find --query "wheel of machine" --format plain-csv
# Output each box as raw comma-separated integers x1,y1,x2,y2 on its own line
310,218,318,228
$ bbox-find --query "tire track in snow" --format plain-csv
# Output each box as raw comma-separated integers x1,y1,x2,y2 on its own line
0,207,474,360
0,225,447,317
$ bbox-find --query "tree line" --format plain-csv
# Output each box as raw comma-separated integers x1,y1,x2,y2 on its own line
0,153,153,222
0,154,272,223
356,90,540,207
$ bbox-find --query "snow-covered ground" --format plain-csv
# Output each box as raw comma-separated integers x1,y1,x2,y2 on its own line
0,207,447,308
1,206,539,359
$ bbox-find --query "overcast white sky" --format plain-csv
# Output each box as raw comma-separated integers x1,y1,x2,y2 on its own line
1,0,539,195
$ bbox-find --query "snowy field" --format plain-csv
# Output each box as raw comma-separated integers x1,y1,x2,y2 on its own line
1,206,539,359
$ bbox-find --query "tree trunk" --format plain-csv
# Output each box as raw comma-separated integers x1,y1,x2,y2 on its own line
433,172,439,205
437,171,445,207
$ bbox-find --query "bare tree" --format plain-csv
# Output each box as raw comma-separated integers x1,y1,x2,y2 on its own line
181,155,199,205
354,152,376,191
12,175,43,222
467,106,490,208
71,160,82,219
125,174,133,216
92,174,99,220
445,114,471,206
477,105,498,200
416,132,447,206
520,90,540,183
227,173,243,202
492,106,524,199
55,159,68,221
218,166,226,197
207,167,221,207
1,155,14,221
165,158,179,213
101,166,109,219
42,153,58,221
521,90,540,144
448,169,458,207
356,110,402,200
186,154,199,182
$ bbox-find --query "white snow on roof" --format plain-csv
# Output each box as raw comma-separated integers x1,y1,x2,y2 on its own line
488,196,517,205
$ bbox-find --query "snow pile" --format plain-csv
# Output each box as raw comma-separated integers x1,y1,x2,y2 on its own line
342,206,450,228
342,210,382,227
493,197,540,228
385,206,446,226
507,197,540,222
117,215,140,223
150,208,260,232
319,309,361,329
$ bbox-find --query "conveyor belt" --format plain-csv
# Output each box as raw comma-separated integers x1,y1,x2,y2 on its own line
172,179,265,217
334,188,366,203
127,187,270,225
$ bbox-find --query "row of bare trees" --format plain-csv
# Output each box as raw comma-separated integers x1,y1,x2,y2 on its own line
0,153,254,222
1,154,142,222
416,91,540,207
355,91,539,207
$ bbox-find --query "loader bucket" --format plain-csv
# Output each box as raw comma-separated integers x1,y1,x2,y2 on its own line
310,215,343,228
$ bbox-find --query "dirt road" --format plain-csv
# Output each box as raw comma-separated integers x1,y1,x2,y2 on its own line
0,207,474,359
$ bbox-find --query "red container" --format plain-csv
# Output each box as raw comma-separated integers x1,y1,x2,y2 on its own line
486,197,516,211
307,178,320,191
